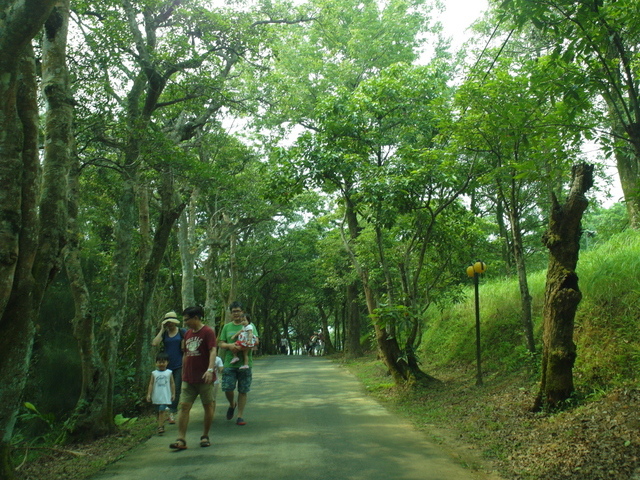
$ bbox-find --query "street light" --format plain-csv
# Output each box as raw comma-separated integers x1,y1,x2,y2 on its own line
466,261,486,386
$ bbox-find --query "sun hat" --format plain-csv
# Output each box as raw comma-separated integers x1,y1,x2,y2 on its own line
161,311,180,325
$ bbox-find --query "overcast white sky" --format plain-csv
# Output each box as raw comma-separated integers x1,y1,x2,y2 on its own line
436,0,488,49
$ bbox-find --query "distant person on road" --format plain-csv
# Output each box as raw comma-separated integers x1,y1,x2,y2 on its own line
218,301,258,426
280,337,288,355
308,331,319,356
147,352,175,436
169,306,217,450
151,310,186,424
230,313,259,369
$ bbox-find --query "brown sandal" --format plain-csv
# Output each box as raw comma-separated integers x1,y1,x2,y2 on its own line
157,425,165,435
169,438,187,450
200,435,211,447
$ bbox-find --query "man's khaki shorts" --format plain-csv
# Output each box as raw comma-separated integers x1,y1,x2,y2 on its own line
179,382,214,405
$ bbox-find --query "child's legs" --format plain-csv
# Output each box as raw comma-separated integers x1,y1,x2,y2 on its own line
157,405,168,426
211,383,219,418
242,348,249,365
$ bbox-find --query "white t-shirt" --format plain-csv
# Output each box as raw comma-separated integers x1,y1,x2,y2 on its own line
151,369,173,405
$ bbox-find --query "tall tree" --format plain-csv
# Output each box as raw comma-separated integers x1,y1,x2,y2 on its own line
452,52,586,352
261,0,437,357
0,0,70,475
534,163,594,410
314,63,474,383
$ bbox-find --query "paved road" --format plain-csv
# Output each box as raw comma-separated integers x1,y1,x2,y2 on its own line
91,356,502,480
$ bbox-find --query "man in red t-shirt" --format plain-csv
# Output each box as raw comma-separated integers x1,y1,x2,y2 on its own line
169,306,217,450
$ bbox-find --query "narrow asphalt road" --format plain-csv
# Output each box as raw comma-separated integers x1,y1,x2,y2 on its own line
91,356,503,480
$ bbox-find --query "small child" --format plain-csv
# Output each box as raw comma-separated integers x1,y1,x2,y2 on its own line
212,355,224,416
230,314,258,369
147,352,176,435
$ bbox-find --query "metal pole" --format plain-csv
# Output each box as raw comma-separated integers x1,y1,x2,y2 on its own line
474,272,482,386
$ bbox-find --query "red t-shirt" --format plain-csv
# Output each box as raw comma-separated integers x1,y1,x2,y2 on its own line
182,325,217,384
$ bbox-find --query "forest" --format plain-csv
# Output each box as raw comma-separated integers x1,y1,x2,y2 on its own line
1,0,639,477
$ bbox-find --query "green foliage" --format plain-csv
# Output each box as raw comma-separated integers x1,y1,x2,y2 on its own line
114,414,138,426
21,403,55,431
13,402,67,447
370,304,412,332
581,202,630,248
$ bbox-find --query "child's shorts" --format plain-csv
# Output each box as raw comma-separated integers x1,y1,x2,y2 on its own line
157,404,170,412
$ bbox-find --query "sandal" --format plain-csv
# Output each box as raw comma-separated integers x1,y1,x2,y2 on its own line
157,425,165,435
169,438,187,450
200,435,211,448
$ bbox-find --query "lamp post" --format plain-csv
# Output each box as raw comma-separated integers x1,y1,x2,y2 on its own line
466,261,486,386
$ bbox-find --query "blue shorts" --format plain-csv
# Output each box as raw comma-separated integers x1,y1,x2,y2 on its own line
157,404,170,412
222,367,252,394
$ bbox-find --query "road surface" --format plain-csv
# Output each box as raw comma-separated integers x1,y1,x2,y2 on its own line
91,355,503,480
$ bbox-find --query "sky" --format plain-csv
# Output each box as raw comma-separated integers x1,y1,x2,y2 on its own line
436,0,489,49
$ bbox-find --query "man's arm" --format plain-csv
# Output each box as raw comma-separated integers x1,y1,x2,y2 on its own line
203,329,218,382
218,326,240,353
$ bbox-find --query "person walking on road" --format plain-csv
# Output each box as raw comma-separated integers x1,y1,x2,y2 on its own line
169,306,217,450
151,311,186,424
218,301,258,426
229,313,259,369
146,352,175,436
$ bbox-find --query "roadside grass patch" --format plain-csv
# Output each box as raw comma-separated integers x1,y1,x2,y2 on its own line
15,415,155,480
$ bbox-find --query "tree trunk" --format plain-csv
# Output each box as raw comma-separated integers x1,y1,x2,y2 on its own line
178,198,197,309
100,167,138,432
36,0,73,297
64,154,112,438
607,109,640,228
317,305,335,354
0,0,56,321
509,213,536,353
496,197,513,273
134,171,187,393
345,283,363,357
0,46,40,467
504,177,536,353
0,1,67,470
533,163,594,411
342,195,363,357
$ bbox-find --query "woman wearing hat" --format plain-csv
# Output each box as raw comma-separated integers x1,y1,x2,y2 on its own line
152,311,186,423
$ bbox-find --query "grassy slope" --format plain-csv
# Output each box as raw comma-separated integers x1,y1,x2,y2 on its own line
343,230,640,480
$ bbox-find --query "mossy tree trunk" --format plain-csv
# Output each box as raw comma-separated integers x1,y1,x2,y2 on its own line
534,163,594,411
0,1,69,474
317,305,335,354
